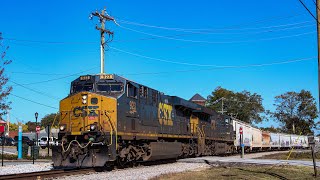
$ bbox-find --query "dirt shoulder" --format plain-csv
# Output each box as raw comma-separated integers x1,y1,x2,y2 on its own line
152,165,319,180
257,151,320,161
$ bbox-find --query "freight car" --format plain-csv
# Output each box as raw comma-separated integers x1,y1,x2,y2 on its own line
52,74,235,168
231,119,313,151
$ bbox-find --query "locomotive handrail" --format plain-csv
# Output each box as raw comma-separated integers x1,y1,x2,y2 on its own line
104,111,116,147
62,139,92,152
50,111,60,138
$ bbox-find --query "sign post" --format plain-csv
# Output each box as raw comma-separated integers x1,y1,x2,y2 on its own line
46,125,50,156
33,125,40,164
0,126,4,166
309,136,317,177
240,127,244,158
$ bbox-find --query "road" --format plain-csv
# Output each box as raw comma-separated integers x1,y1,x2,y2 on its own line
0,146,52,156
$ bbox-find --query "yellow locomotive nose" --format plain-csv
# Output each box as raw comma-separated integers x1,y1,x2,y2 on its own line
59,91,117,135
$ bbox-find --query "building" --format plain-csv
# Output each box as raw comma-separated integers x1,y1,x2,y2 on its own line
189,93,206,106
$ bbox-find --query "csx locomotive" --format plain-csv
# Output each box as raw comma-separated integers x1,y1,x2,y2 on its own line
52,74,234,168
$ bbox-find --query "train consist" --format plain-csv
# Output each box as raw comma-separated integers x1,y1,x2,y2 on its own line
51,73,315,169
52,74,235,168
232,119,317,151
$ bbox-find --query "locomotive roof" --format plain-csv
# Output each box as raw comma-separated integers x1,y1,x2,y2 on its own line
71,74,220,116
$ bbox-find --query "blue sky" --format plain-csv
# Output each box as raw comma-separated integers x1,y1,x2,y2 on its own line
0,0,318,129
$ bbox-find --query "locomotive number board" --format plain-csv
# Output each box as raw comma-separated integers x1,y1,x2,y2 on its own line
100,74,114,80
80,75,91,81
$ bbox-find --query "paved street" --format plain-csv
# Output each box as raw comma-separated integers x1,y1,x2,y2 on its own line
0,146,52,156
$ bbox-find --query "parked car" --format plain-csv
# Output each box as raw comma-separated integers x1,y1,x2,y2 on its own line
39,136,58,149
14,136,33,146
0,137,16,146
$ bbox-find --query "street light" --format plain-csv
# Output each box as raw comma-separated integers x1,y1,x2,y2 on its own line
33,112,38,164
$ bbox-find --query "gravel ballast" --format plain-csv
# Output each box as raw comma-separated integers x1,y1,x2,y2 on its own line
57,162,210,180
0,163,53,175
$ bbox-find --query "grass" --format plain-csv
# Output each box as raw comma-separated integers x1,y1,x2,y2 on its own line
259,151,320,161
153,165,320,180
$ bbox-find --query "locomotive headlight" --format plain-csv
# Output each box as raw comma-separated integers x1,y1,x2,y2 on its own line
59,125,66,131
90,124,96,131
82,95,87,104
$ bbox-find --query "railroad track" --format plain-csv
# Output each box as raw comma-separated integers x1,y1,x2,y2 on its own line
0,168,96,180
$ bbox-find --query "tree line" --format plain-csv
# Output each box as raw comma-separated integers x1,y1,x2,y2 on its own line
206,87,318,135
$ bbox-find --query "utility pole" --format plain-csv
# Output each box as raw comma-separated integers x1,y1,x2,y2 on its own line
91,8,116,74
218,97,227,114
317,0,320,111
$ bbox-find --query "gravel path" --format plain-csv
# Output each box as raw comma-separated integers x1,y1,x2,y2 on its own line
57,162,210,180
0,163,53,175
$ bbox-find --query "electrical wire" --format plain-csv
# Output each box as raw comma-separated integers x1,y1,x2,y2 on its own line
10,94,58,109
117,19,313,33
298,0,319,23
118,25,316,44
111,46,315,68
21,66,99,85
115,13,304,32
10,80,60,100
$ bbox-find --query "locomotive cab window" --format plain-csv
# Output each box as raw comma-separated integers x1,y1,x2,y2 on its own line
72,83,94,93
97,83,123,93
127,83,138,98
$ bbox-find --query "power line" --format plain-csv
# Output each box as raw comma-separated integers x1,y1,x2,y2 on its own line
118,25,315,44
115,13,304,32
11,94,58,110
21,66,98,85
117,19,313,33
111,46,315,68
298,0,319,23
119,57,315,76
10,80,60,100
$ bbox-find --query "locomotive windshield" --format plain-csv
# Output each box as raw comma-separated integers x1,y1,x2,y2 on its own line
97,83,123,93
72,83,93,93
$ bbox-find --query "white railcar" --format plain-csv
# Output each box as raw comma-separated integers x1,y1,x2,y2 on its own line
279,133,291,148
251,127,262,150
232,119,252,150
291,134,302,148
270,133,280,149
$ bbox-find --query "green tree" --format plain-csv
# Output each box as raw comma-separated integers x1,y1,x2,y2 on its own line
0,33,12,117
271,90,318,135
40,113,60,128
25,121,36,132
260,126,282,133
9,122,18,131
206,86,265,124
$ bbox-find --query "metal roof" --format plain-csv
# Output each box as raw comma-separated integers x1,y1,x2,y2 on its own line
189,93,206,102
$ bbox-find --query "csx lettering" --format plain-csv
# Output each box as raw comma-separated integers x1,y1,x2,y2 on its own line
73,106,99,117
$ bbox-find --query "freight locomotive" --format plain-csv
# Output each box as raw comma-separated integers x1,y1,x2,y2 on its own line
52,74,235,168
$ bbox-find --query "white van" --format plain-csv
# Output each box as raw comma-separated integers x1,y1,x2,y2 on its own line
39,136,58,149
